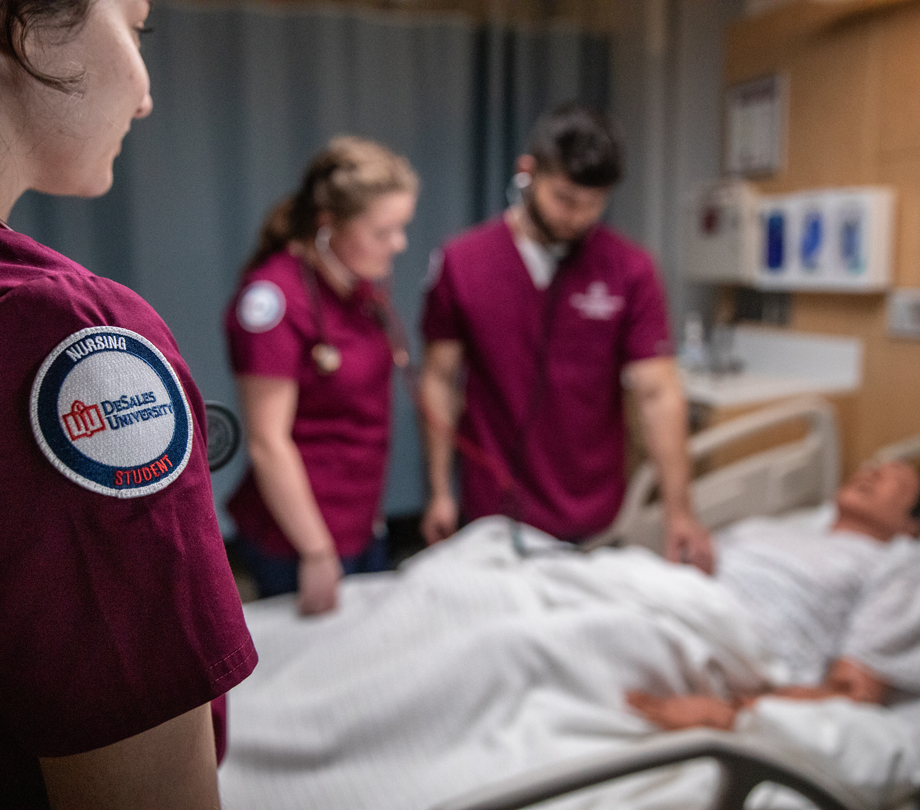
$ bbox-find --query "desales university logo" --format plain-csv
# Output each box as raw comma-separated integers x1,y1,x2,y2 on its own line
30,326,193,498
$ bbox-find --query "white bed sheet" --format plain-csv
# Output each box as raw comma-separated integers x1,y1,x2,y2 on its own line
219,516,920,810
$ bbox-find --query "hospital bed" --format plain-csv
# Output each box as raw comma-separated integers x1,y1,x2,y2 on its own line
434,396,916,810
220,396,920,810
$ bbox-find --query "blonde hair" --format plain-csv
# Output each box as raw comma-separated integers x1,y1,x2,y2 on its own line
244,136,419,273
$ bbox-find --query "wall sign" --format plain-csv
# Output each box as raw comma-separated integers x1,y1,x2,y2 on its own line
725,74,787,177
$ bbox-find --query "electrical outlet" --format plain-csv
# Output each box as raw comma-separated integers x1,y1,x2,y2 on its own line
887,290,920,339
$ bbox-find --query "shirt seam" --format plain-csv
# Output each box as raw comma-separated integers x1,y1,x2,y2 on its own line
207,640,257,684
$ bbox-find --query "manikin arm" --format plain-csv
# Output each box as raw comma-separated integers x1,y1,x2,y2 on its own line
624,356,713,573
628,658,890,732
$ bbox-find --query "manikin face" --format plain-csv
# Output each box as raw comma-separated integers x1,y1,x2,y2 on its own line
835,461,920,540
14,0,154,199
327,191,417,282
522,168,611,246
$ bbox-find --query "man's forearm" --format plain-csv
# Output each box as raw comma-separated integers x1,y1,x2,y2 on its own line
632,365,694,520
629,659,891,732
419,344,463,498
627,357,712,570
424,406,456,500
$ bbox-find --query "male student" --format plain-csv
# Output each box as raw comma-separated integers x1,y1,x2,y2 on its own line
420,102,711,571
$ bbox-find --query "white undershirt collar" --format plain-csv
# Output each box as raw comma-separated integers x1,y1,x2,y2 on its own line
506,209,567,290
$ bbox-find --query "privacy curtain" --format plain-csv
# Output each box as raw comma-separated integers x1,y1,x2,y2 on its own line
12,1,612,523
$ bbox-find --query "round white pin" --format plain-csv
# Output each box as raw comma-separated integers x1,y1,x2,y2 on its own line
237,280,286,332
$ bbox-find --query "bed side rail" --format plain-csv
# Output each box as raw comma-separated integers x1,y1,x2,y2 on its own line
584,396,840,553
428,727,872,810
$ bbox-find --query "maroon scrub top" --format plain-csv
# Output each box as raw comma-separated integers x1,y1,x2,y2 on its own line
225,250,392,559
0,229,257,805
422,217,673,540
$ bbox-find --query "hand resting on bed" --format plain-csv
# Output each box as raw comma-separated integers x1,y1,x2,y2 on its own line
627,657,889,731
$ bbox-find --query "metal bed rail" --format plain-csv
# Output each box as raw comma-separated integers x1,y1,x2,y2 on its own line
585,395,840,553
430,728,873,810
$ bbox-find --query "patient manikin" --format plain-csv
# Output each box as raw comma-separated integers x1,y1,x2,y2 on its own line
220,461,920,810
630,460,920,731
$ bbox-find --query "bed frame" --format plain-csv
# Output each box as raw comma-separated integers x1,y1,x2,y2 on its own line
433,396,916,810
431,727,872,810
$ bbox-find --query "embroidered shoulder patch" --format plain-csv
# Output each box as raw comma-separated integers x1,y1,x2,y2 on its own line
30,326,194,498
237,280,285,332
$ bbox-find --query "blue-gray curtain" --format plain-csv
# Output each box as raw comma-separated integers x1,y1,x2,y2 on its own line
11,2,612,528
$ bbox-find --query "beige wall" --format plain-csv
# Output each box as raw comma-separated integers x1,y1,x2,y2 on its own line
725,0,920,474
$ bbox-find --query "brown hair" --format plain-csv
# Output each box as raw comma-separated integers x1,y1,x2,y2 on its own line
0,0,92,92
244,136,419,274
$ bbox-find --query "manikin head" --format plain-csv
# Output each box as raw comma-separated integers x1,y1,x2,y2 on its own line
833,460,920,542
514,102,623,246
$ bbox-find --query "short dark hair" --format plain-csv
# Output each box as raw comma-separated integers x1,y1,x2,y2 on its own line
527,102,624,188
0,1,93,92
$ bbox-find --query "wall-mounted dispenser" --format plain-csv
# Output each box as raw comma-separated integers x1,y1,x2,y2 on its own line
758,187,894,291
684,182,895,292
683,180,761,285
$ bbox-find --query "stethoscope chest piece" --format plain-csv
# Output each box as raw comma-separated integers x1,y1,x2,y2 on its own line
312,342,342,375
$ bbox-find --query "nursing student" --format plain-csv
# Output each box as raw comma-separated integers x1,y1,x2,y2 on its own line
421,103,711,571
226,137,418,615
0,1,257,807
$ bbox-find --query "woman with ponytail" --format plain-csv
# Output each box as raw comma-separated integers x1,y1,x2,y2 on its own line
225,137,418,615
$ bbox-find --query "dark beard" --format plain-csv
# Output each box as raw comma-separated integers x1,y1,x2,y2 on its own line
522,189,587,255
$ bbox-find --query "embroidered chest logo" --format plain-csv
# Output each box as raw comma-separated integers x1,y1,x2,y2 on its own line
30,326,194,498
569,281,624,320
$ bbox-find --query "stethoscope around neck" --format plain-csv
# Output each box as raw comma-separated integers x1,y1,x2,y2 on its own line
300,225,410,376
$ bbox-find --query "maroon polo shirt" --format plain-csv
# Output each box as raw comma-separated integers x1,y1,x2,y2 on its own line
0,229,257,806
422,217,673,540
225,250,392,559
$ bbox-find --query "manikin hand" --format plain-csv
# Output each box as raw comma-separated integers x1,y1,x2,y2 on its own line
773,659,889,704
665,512,715,574
297,551,342,615
627,691,737,731
421,493,459,545
628,659,889,733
